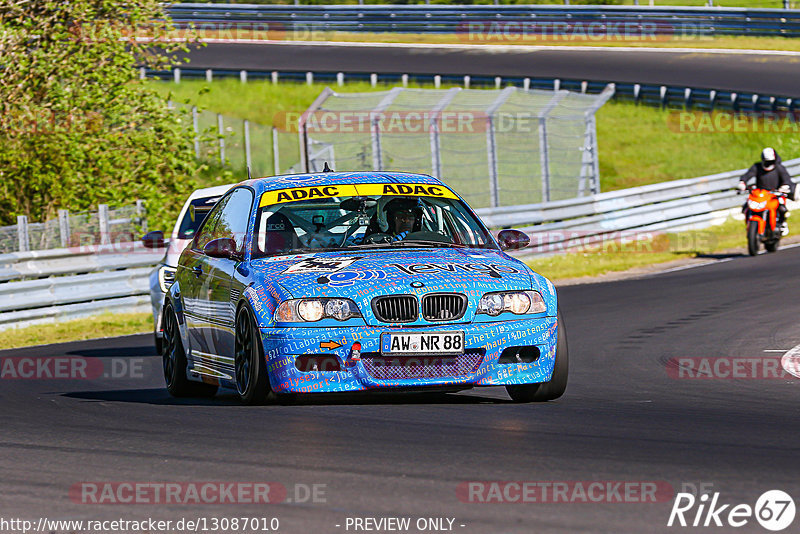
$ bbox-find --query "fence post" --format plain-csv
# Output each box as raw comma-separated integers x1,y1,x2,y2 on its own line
434,75,441,89
136,200,147,234
464,75,470,88
370,73,378,87
240,70,247,83
306,72,313,85
337,72,344,86
523,77,530,91
139,67,146,80
206,69,213,83
217,113,226,165
272,127,280,175
538,91,568,203
192,106,200,158
271,71,278,84
244,120,252,171
58,209,70,248
17,215,29,252
484,87,514,208
173,68,181,84
370,87,403,171
401,74,408,87
98,204,110,245
428,88,461,178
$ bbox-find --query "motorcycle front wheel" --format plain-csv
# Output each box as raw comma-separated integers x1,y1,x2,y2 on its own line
747,220,760,256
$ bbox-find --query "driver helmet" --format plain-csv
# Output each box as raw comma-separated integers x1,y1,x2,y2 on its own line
762,147,777,171
380,197,423,234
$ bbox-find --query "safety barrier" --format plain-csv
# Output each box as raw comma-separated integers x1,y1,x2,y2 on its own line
0,243,163,330
167,5,800,38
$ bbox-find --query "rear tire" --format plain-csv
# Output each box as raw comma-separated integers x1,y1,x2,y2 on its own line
235,305,272,405
162,303,218,398
765,238,779,253
747,221,760,256
506,310,569,403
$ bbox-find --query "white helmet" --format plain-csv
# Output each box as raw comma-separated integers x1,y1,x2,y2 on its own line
762,147,777,171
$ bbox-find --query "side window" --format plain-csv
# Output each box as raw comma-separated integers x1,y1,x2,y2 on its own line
210,187,254,252
192,195,230,251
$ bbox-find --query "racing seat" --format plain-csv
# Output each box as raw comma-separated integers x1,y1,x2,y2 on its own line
262,212,301,254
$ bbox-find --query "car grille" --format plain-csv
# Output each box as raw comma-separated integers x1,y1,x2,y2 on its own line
372,295,418,323
421,293,467,321
361,349,485,381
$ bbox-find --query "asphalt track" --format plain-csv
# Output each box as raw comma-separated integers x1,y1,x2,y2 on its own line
2,245,800,533
178,42,800,96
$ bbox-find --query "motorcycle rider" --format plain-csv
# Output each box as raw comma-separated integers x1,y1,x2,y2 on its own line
737,148,795,234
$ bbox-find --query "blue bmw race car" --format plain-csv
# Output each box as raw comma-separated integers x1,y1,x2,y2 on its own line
161,171,568,404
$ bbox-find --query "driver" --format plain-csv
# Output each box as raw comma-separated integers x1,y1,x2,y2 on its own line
738,147,795,234
384,197,423,241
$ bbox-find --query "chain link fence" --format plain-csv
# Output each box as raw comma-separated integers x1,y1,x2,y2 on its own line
0,203,147,255
279,85,613,209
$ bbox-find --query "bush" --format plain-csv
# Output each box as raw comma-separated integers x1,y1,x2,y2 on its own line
0,0,205,229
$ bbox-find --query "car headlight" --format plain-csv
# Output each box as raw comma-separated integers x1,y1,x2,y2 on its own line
477,291,546,316
275,298,362,322
158,265,177,293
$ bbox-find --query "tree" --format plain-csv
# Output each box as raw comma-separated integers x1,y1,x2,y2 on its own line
0,0,205,229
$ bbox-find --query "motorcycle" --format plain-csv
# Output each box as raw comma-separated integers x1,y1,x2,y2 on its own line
742,187,787,256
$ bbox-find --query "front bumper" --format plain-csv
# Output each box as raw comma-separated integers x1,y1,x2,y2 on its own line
258,317,558,394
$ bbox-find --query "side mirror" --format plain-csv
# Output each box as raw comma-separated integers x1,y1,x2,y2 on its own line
142,230,165,248
204,238,241,260
497,229,530,251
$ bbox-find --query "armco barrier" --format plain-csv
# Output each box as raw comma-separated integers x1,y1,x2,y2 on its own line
167,5,800,38
476,157,800,253
2,159,798,329
0,243,163,330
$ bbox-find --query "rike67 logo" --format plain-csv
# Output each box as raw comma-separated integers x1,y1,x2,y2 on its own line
668,490,795,531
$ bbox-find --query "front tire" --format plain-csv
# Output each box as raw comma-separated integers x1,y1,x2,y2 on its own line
506,310,569,403
162,303,218,398
747,220,760,256
235,305,272,405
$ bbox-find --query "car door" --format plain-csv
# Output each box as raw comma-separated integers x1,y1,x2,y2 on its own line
201,187,255,359
179,194,230,359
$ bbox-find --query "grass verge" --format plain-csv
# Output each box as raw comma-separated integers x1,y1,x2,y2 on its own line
154,79,800,192
0,312,152,351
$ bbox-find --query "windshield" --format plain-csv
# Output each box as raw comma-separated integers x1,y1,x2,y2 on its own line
252,194,496,258
177,195,224,239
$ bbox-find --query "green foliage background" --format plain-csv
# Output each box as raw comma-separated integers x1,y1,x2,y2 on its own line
0,0,205,229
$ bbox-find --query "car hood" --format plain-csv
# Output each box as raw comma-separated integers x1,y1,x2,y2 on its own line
249,248,553,325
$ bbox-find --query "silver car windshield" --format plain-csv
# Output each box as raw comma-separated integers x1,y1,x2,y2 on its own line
251,195,496,258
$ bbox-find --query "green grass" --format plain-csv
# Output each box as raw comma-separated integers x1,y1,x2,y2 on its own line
526,217,746,281
154,78,800,193
0,313,151,350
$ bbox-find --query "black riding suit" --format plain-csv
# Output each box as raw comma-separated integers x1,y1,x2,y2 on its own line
740,160,794,225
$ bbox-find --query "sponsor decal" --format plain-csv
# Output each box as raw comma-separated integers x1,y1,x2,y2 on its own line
318,269,387,286
283,257,360,274
391,263,519,278
259,183,458,206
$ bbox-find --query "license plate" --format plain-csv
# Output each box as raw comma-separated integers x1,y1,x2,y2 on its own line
381,332,464,355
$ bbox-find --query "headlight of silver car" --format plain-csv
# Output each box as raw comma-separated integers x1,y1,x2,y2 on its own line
158,265,177,293
275,298,362,322
477,291,546,316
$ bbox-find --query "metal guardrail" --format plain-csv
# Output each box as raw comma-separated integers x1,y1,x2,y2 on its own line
2,158,798,329
168,5,800,38
151,68,800,110
479,157,800,253
0,243,163,330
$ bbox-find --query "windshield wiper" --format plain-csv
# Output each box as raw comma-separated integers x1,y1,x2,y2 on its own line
396,240,467,248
